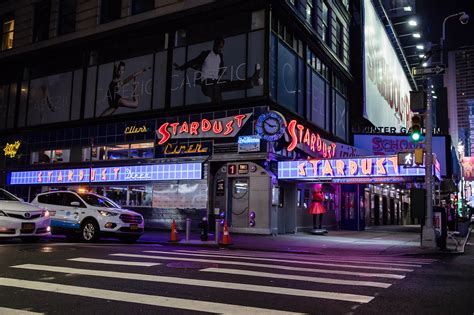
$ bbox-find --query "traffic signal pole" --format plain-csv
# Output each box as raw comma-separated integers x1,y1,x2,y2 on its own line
422,85,436,248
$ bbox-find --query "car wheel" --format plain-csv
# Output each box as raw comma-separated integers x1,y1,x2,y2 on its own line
80,219,100,242
119,236,140,243
21,237,40,242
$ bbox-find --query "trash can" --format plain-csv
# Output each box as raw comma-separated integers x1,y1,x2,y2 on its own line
433,206,447,249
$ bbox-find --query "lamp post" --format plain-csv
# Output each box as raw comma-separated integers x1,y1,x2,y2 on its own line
421,12,470,248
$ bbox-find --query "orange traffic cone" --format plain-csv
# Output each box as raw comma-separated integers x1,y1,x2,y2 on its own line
219,221,232,246
169,219,180,242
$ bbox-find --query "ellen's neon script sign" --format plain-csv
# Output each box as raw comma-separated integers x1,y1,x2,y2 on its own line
3,141,21,158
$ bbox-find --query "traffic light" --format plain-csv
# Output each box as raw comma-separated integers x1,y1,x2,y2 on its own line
410,115,422,142
414,148,424,165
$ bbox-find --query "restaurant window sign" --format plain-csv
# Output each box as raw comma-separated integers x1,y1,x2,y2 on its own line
156,114,252,145
8,163,202,185
278,155,440,183
3,141,21,158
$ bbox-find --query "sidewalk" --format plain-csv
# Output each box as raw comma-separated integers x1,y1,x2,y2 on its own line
139,225,472,257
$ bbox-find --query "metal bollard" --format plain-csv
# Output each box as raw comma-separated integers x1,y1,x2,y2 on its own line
215,219,220,244
185,218,191,242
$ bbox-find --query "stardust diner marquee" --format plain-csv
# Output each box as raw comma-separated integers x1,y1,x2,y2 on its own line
8,163,202,185
278,155,440,183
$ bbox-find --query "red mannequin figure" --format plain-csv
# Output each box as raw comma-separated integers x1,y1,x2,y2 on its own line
309,184,326,229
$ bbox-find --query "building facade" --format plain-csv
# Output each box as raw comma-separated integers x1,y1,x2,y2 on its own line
0,0,354,234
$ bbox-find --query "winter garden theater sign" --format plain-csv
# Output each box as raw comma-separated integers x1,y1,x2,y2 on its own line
278,155,441,184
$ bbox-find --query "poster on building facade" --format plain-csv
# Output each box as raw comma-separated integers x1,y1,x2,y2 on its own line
27,72,73,126
152,180,208,209
462,157,474,181
364,0,412,129
95,54,153,117
171,31,264,107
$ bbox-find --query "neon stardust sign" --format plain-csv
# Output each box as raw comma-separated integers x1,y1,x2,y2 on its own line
157,114,251,145
8,163,202,185
287,120,336,158
278,155,440,180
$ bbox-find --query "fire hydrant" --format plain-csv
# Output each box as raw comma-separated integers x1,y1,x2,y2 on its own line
199,217,208,241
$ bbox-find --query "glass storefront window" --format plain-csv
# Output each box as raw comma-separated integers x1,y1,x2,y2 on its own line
130,143,154,159
104,186,128,207
128,186,152,207
31,149,70,164
82,142,154,161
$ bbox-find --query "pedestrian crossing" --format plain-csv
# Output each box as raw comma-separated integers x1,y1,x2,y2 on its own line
0,247,436,314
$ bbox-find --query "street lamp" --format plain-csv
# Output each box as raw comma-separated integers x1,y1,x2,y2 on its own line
441,12,470,62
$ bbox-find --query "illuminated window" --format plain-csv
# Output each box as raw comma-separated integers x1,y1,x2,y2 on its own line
1,16,14,50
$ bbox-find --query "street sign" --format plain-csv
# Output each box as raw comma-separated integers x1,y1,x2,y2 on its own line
412,65,446,76
398,152,414,167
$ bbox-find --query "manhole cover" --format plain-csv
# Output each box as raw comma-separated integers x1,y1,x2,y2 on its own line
166,262,218,269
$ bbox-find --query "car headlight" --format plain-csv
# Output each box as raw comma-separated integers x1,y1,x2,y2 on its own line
0,210,7,216
98,210,118,217
41,210,50,217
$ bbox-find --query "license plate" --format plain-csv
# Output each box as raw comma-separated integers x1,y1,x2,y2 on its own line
130,224,138,230
22,223,35,230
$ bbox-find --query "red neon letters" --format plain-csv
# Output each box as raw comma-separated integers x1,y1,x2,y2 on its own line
287,120,336,158
157,114,247,145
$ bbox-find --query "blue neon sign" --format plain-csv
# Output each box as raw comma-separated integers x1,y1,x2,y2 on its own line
8,163,202,185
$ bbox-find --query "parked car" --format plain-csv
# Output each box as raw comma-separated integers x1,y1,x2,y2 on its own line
0,188,51,241
31,191,144,243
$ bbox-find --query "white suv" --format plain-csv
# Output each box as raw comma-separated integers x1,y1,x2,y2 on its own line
0,188,51,241
31,191,144,243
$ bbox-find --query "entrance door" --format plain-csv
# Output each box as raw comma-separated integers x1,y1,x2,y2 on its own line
228,178,250,228
389,198,395,225
373,195,380,225
382,196,388,225
341,184,358,230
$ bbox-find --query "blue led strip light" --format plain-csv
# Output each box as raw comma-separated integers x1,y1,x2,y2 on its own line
8,163,202,185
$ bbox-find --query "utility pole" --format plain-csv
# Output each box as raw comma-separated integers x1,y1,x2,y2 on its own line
421,78,436,248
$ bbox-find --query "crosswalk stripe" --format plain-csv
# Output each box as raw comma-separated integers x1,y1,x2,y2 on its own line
67,258,161,267
110,253,405,279
201,268,391,288
0,307,43,315
147,250,414,272
184,250,424,268
222,251,436,264
0,277,299,315
11,264,374,304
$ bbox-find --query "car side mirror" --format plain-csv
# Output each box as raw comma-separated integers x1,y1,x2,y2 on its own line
70,201,80,207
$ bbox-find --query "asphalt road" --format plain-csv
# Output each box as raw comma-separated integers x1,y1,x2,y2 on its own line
0,238,473,314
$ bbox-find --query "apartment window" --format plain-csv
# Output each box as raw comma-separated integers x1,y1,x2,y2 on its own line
321,2,329,43
100,0,121,24
132,0,154,15
33,0,51,42
1,15,14,50
334,19,343,59
58,0,76,35
306,1,313,25
341,0,349,10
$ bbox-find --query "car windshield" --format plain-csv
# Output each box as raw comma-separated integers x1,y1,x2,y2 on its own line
0,189,20,201
78,193,121,209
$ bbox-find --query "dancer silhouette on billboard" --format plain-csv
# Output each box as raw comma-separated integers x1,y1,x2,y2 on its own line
100,61,150,116
174,37,263,105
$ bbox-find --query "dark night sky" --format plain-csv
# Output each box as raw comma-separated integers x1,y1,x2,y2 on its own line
416,0,474,50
